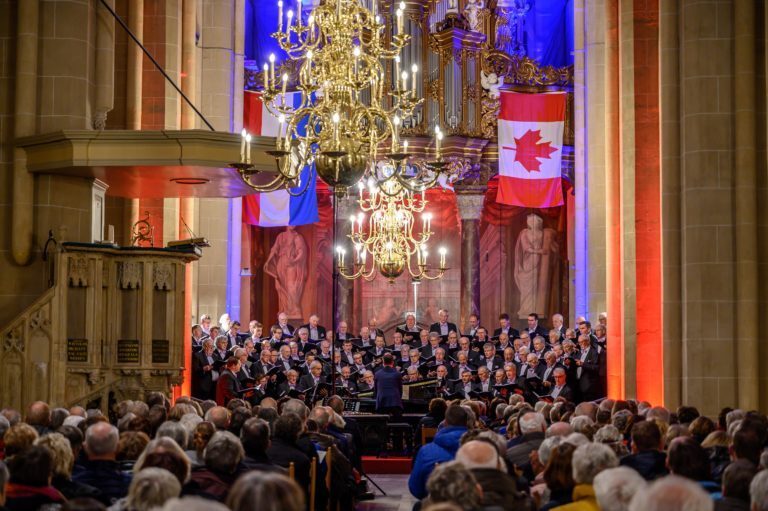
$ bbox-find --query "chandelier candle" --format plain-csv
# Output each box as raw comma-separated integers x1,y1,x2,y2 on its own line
245,134,252,164
278,1,283,32
240,129,247,162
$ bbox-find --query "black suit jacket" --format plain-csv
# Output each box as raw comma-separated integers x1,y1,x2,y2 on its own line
298,373,324,392
453,381,480,397
374,366,403,411
215,369,241,406
272,323,296,339
192,351,216,400
299,324,327,341
266,439,311,495
478,355,503,371
525,325,550,340
429,322,458,335
550,384,575,401
576,347,601,397
493,327,521,339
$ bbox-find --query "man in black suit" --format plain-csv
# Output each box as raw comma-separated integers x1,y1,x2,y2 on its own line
272,312,296,339
421,332,444,358
357,370,375,393
476,367,495,393
396,313,422,344
540,351,561,384
374,354,403,415
451,352,476,380
299,361,325,391
478,343,503,372
278,369,302,395
252,348,273,376
215,357,242,406
549,368,575,401
403,348,423,373
493,313,520,339
335,320,352,341
454,369,479,399
300,314,327,342
429,309,458,336
525,313,550,339
575,334,601,401
551,313,566,341
336,366,358,392
266,414,312,500
234,347,255,385
226,321,242,349
192,339,218,400
463,313,482,338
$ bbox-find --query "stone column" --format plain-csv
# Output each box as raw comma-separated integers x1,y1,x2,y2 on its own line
333,195,355,329
455,191,485,332
126,0,143,130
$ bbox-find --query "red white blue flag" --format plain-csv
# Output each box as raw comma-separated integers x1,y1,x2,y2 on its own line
242,90,318,227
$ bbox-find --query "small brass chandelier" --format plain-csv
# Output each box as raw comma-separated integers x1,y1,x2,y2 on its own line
337,175,448,283
232,0,453,194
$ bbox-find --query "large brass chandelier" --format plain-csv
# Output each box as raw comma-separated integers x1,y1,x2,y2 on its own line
337,174,447,283
233,0,450,195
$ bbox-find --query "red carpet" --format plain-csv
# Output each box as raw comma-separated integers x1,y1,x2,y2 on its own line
362,455,413,474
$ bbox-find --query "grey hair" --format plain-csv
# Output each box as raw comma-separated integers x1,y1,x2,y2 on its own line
179,413,203,440
519,412,547,434
570,416,594,436
475,430,508,457
726,409,745,430
0,416,9,439
752,469,768,511
161,497,230,511
282,399,309,422
214,335,229,346
594,424,622,444
594,467,646,511
629,475,713,511
127,467,181,510
202,338,214,349
85,422,119,457
538,436,563,466
156,421,189,450
204,431,244,474
571,443,618,484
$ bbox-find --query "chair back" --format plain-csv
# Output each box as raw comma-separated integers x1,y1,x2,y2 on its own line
421,426,438,444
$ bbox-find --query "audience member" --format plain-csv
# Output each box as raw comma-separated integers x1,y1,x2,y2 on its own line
73,422,131,505
628,475,713,511
620,420,668,481
593,467,646,511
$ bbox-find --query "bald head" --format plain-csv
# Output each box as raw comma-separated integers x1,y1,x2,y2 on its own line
547,421,574,438
84,421,119,459
309,406,330,430
26,401,50,427
455,440,502,470
575,402,598,422
204,406,231,430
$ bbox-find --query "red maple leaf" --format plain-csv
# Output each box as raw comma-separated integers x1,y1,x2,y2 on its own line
509,129,558,172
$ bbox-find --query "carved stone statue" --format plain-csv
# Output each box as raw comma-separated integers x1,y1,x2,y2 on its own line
264,226,308,319
464,0,485,32
514,214,558,318
480,70,504,99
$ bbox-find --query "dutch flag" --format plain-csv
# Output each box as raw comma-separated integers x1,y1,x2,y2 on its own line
242,90,319,227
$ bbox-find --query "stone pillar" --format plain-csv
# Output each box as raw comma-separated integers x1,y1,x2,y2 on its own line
455,191,484,333
733,0,759,409
180,0,197,129
126,0,143,130
94,0,115,130
333,195,355,329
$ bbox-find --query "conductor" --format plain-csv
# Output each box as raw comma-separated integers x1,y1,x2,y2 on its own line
374,353,403,416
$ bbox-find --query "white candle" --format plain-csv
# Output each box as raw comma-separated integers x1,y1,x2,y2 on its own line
269,53,276,82
436,132,443,159
240,129,247,162
439,247,447,268
278,1,283,32
108,224,115,243
353,46,360,76
411,63,418,94
286,9,293,32
308,14,315,42
263,63,269,90
297,0,302,28
396,9,402,34
245,134,252,163
403,140,408,154
394,56,401,91
401,71,408,93
281,73,289,104
277,114,285,149
350,215,356,235
393,115,400,151
332,112,340,146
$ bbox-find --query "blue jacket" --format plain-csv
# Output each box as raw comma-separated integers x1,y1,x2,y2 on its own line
408,425,468,499
374,366,403,411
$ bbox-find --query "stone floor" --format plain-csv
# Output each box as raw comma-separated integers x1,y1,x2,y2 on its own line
356,474,417,511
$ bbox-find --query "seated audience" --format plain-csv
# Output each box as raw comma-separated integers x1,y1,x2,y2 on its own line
73,422,131,505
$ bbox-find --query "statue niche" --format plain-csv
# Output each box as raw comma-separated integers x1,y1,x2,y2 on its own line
513,213,559,319
264,226,308,319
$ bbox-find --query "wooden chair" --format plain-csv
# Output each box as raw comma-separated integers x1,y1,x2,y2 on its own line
421,426,438,445
309,457,317,511
289,461,295,480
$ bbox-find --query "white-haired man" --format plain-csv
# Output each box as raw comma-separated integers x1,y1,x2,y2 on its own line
593,467,646,511
456,440,534,509
505,412,547,468
629,475,713,511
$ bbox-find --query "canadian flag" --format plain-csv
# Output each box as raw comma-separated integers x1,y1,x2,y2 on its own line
497,91,565,208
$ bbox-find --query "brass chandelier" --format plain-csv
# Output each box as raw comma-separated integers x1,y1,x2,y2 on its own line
337,174,448,283
232,0,451,195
